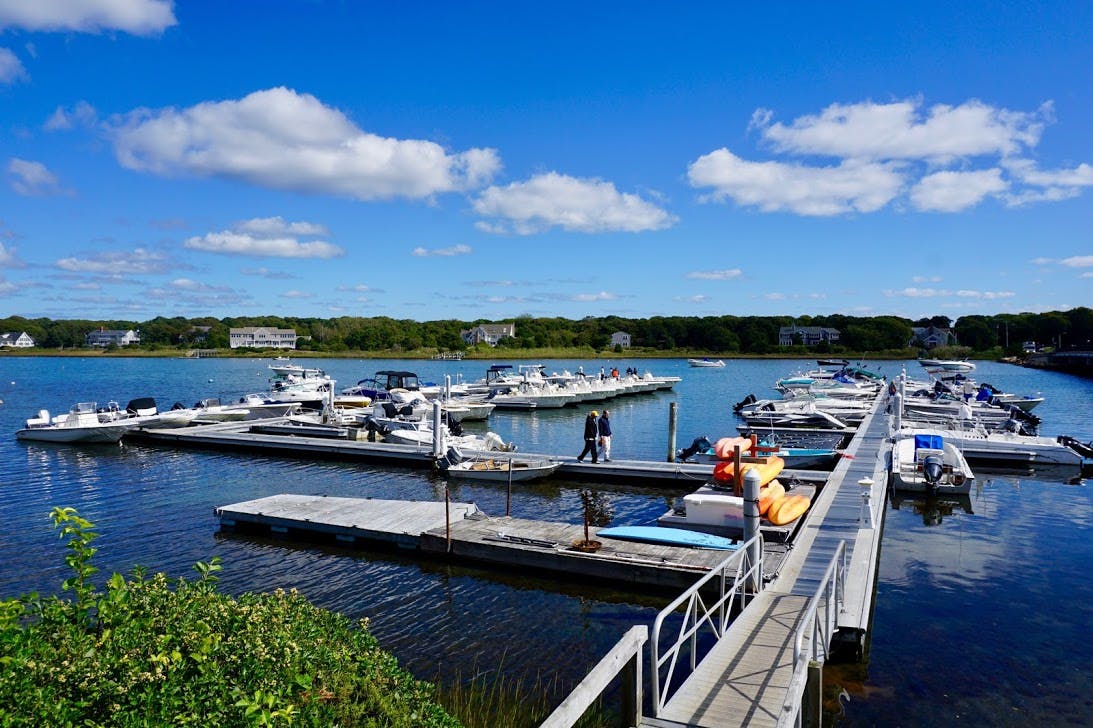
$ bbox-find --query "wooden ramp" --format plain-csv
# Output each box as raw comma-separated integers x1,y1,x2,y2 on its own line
648,392,891,727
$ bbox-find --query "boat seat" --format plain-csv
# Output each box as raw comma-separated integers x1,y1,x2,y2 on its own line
26,410,50,427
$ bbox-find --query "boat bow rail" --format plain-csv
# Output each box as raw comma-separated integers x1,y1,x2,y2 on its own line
650,532,765,717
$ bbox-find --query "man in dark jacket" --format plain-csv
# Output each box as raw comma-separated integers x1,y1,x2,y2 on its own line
578,410,599,463
598,410,613,462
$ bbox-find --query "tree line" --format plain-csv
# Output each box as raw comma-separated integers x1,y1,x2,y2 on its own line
1,308,1089,356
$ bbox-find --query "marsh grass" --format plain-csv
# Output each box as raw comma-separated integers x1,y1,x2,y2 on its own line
435,655,614,728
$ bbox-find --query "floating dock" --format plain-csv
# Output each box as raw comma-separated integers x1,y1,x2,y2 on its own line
128,418,829,486
216,493,793,591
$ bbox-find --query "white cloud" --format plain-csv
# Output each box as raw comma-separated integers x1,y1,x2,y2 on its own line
688,149,903,215
0,0,177,35
912,275,943,283
675,294,708,303
1004,158,1093,187
0,47,27,84
411,244,472,257
240,266,296,279
0,241,19,266
687,268,743,281
763,292,787,300
754,99,1050,160
955,290,1016,299
473,172,675,234
55,247,170,275
110,87,500,201
910,169,1007,212
185,217,343,259
1060,255,1093,268
280,290,313,299
45,101,98,131
8,158,67,196
883,287,951,298
570,291,618,302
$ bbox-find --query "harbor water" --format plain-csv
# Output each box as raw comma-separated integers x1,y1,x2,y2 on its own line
0,356,1090,724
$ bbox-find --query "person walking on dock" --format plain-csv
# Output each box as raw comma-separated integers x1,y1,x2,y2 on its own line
598,409,613,462
578,410,599,463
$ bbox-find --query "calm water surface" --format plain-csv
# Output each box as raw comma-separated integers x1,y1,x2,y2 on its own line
0,356,1090,724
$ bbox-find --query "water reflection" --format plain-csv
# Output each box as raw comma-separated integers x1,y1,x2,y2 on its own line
888,490,974,526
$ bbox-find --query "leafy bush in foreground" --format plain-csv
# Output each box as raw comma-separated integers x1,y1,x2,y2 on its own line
0,507,460,727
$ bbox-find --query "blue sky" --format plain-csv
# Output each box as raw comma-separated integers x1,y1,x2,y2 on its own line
0,1,1090,323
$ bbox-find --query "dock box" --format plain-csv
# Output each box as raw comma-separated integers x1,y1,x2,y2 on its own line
682,488,745,528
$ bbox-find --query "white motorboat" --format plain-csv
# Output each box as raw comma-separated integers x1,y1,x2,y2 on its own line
894,422,1084,467
918,358,976,374
16,401,138,443
439,453,561,482
889,431,975,494
688,358,725,368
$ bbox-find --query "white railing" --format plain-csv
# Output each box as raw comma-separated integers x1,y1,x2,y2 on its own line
540,625,647,728
649,533,765,716
777,540,847,728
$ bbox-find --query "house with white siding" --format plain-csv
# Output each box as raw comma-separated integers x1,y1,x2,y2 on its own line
0,331,35,348
85,329,140,347
778,326,840,347
610,331,631,348
460,323,516,346
229,327,298,349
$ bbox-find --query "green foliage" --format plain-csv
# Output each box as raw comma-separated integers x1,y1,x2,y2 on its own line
3,306,1089,356
0,509,461,727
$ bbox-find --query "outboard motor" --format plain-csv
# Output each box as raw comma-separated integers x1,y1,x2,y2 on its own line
732,394,757,413
677,436,712,461
922,453,945,486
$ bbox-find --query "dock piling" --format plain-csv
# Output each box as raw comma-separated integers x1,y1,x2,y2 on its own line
667,402,678,462
743,468,761,591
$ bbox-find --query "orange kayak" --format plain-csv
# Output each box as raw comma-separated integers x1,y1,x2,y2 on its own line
768,493,810,526
758,480,786,516
713,436,753,459
712,456,785,486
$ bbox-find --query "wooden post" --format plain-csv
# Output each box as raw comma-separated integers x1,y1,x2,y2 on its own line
445,483,451,553
804,659,823,728
506,456,513,516
667,402,678,461
734,444,743,496
620,644,642,728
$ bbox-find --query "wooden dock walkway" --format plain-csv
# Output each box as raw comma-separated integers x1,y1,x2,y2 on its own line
648,391,891,727
215,493,794,591
129,419,828,487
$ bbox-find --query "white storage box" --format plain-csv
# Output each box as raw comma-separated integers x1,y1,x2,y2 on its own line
683,488,745,528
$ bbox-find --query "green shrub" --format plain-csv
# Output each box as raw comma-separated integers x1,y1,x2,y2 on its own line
0,507,460,727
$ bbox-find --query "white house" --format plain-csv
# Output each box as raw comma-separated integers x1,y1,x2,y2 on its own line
610,331,631,348
85,329,141,347
0,331,35,348
778,326,840,347
229,327,298,349
460,323,516,346
910,326,956,349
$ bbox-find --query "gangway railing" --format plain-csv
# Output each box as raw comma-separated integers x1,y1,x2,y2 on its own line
650,532,765,716
540,625,647,728
777,540,847,728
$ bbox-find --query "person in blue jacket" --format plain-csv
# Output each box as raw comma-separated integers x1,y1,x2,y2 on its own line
598,409,613,462
577,410,599,463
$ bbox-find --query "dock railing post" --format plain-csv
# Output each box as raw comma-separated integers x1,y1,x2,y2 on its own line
444,483,452,553
743,468,762,591
667,402,677,462
444,374,451,400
